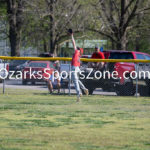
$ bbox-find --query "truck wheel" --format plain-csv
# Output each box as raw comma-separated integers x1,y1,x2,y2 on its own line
116,82,135,96
140,80,150,96
146,79,150,96
89,88,94,95
116,86,125,96
22,80,27,85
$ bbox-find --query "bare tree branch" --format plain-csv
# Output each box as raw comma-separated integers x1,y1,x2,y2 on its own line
87,27,116,42
123,0,140,32
124,0,136,14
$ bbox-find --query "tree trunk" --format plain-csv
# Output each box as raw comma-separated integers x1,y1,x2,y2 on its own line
135,36,140,51
111,39,115,50
116,39,127,50
116,30,127,50
43,38,48,52
116,42,122,50
9,26,21,56
49,0,55,54
6,0,23,56
121,31,127,50
53,44,58,56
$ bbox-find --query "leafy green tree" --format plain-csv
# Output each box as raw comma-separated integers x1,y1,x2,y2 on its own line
23,0,89,55
88,0,150,50
5,0,25,56
128,8,150,53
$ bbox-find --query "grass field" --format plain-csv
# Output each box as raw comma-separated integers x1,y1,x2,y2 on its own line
0,89,150,150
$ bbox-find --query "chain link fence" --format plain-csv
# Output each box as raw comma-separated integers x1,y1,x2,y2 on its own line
80,62,150,97
0,57,150,97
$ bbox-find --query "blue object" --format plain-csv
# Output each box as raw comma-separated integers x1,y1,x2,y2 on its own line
100,46,104,52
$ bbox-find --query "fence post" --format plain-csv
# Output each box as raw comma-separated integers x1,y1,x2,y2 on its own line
69,64,71,96
3,60,6,94
135,63,139,97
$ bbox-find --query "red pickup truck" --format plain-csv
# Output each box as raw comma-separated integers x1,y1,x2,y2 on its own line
81,50,150,96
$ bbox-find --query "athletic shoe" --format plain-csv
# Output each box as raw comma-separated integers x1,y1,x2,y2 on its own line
84,89,89,96
79,93,82,97
76,97,80,102
49,89,53,94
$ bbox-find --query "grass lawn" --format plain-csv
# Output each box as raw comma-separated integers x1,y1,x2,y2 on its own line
0,89,150,150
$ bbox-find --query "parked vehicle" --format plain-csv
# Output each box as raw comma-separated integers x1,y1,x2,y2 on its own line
39,52,54,57
9,60,28,72
22,61,54,85
0,59,9,82
15,60,30,72
81,50,150,96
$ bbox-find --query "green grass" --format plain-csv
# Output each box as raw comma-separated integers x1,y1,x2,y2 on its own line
0,89,150,150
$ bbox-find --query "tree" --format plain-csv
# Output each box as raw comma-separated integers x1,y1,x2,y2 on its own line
6,0,24,56
89,0,150,50
128,9,150,53
24,0,89,55
0,0,8,40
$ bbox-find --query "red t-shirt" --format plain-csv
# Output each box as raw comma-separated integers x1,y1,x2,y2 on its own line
91,52,105,59
71,50,81,67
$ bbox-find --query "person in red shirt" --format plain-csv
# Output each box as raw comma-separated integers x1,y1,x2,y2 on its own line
68,29,89,102
89,46,105,70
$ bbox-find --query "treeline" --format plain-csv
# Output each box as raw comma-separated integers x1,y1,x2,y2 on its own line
0,0,150,56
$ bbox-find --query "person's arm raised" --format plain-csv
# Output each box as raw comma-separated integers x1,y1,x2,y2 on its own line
68,29,76,51
71,34,77,51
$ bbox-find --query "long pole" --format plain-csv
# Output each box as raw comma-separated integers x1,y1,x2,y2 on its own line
69,64,71,96
3,60,6,94
136,63,139,97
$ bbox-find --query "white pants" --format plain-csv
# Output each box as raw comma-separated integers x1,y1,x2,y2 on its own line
71,66,86,97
